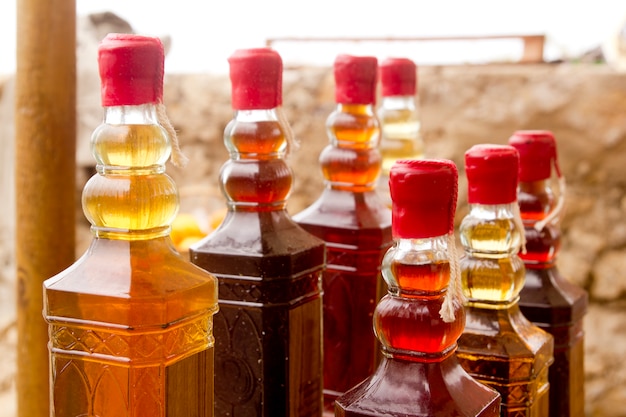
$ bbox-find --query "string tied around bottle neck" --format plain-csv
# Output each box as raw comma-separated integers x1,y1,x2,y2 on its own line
534,166,566,232
439,161,464,323
276,105,300,157
512,200,527,255
156,102,189,168
439,232,466,323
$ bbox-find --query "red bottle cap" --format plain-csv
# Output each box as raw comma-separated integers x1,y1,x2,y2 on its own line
465,144,519,204
508,130,561,182
389,159,458,239
98,33,164,107
334,54,378,105
228,48,282,110
380,57,417,97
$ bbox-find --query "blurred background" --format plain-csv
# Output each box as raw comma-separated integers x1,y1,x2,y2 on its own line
2,0,626,75
3,2,626,417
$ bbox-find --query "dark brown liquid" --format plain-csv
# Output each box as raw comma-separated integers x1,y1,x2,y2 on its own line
190,117,326,417
518,181,588,417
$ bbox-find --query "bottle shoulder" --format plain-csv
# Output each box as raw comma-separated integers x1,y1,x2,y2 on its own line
195,208,322,247
460,304,554,365
294,188,392,230
519,266,589,322
44,237,219,326
336,355,501,417
45,237,217,292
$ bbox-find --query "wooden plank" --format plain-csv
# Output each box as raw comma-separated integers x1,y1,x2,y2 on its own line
14,1,76,416
266,34,546,64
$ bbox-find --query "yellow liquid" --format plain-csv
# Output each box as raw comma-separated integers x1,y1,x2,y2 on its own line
378,107,423,174
44,113,219,417
456,204,553,416
376,100,423,207
459,206,524,305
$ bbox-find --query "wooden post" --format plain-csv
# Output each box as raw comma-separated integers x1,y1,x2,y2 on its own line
14,1,76,416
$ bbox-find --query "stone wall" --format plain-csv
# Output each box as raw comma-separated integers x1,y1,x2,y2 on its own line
1,63,626,417
162,64,626,417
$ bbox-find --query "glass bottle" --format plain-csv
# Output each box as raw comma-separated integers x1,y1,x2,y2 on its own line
456,144,554,417
43,34,219,417
376,57,424,206
189,48,325,417
292,54,393,412
336,159,501,417
509,130,588,417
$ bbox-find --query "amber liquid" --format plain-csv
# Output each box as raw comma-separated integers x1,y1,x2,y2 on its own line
44,115,219,417
336,242,500,417
457,204,553,417
294,104,392,410
190,115,325,417
517,181,588,417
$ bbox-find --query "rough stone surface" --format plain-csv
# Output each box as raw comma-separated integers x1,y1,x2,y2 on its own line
592,249,626,300
2,62,626,416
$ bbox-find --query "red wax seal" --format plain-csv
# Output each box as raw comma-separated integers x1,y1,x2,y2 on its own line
465,144,519,204
334,54,378,105
389,159,458,239
98,33,164,107
229,48,282,110
508,130,560,182
380,57,417,97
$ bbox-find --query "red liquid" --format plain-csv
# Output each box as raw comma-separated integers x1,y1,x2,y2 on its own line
336,355,500,417
295,194,391,404
517,181,588,417
190,118,326,417
376,262,463,358
294,103,392,410
392,260,450,293
336,257,500,417
294,104,392,410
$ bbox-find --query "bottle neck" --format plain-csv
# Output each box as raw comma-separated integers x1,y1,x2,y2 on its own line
375,235,464,362
382,236,450,295
220,108,292,211
460,202,523,256
82,103,178,240
459,202,526,308
379,95,416,111
320,103,382,192
518,180,555,220
104,103,160,125
518,179,561,265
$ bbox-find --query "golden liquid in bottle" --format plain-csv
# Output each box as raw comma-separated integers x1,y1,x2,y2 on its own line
376,99,423,208
456,204,553,417
45,119,218,417
378,107,423,175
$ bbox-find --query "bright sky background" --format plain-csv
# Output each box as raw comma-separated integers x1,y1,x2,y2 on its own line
1,0,626,74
